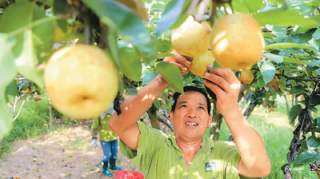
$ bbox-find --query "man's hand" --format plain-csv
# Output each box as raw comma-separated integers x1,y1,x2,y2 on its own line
163,53,192,75
203,67,241,116
91,138,99,148
204,67,271,177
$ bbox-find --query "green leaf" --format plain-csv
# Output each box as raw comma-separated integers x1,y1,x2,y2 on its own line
0,0,33,33
232,0,264,13
107,29,120,68
83,0,155,60
142,70,157,86
155,0,187,36
264,53,283,64
258,61,275,84
42,0,53,6
283,57,306,65
155,38,172,56
0,0,33,54
306,136,320,148
32,4,54,57
0,0,49,89
290,86,306,95
118,41,142,81
5,80,18,102
265,42,316,52
289,104,302,123
312,28,320,40
254,9,319,29
286,0,314,16
293,151,320,166
0,107,14,141
156,62,183,93
15,31,44,89
0,34,16,140
0,35,17,85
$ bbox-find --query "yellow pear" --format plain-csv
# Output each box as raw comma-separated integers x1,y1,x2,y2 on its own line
211,13,264,70
44,44,118,120
171,16,212,57
190,50,215,77
239,69,254,84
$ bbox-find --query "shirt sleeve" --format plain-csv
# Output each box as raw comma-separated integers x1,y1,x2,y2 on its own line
214,141,241,179
120,121,167,169
91,118,100,130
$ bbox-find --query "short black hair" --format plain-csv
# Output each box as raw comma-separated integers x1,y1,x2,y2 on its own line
171,86,211,113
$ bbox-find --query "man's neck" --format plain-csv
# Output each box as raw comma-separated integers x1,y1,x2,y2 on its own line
176,138,202,166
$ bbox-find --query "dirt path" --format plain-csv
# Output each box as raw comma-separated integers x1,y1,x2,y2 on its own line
0,126,134,179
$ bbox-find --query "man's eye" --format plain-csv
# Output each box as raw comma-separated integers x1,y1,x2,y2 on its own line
198,106,205,110
180,104,187,108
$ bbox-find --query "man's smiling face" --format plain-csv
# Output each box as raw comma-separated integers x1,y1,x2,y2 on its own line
170,91,212,142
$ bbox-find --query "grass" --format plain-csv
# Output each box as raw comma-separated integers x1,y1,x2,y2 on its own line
0,93,83,158
0,96,51,158
218,108,318,179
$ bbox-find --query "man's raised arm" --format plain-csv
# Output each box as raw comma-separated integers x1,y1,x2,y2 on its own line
109,54,191,150
109,75,168,150
204,68,271,177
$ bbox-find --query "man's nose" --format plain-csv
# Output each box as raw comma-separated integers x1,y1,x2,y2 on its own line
186,108,197,117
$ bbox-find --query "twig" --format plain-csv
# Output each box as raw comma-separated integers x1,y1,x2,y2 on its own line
12,97,26,121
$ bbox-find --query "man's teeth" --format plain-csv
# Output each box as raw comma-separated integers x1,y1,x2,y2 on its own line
185,121,199,126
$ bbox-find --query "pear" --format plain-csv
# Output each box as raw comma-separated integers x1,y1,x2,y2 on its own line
211,13,264,70
171,16,212,57
190,50,215,77
45,44,118,120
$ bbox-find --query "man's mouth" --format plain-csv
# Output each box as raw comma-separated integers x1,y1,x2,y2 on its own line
185,121,199,127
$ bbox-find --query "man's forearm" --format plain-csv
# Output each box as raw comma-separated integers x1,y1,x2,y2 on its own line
112,75,168,130
223,107,271,176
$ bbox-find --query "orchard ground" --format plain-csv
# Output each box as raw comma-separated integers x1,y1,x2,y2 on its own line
0,126,134,179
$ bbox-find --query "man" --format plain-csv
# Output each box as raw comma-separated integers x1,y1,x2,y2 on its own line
109,54,271,178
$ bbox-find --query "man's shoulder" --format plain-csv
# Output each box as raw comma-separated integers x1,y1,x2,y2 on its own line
214,140,237,148
121,121,170,159
209,140,239,161
137,121,169,140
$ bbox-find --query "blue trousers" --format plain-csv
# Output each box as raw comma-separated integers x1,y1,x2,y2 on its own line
100,139,119,163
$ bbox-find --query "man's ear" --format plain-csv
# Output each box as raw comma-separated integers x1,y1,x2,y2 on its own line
169,111,174,123
208,116,213,126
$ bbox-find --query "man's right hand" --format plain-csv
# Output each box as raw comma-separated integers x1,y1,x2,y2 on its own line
203,68,241,117
163,53,192,75
91,138,99,148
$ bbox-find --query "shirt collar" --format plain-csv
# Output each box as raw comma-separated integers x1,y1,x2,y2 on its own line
168,134,215,153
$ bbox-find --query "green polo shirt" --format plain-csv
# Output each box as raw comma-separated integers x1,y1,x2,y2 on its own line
121,122,241,179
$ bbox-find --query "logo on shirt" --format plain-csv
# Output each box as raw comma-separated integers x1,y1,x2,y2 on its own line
205,160,221,172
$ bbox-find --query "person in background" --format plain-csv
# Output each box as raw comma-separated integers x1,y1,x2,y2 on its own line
91,107,122,177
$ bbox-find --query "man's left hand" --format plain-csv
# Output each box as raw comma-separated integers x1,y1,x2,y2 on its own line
203,67,241,116
163,53,192,75
91,138,99,148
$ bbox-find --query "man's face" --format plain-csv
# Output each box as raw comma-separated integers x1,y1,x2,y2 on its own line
169,91,211,142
